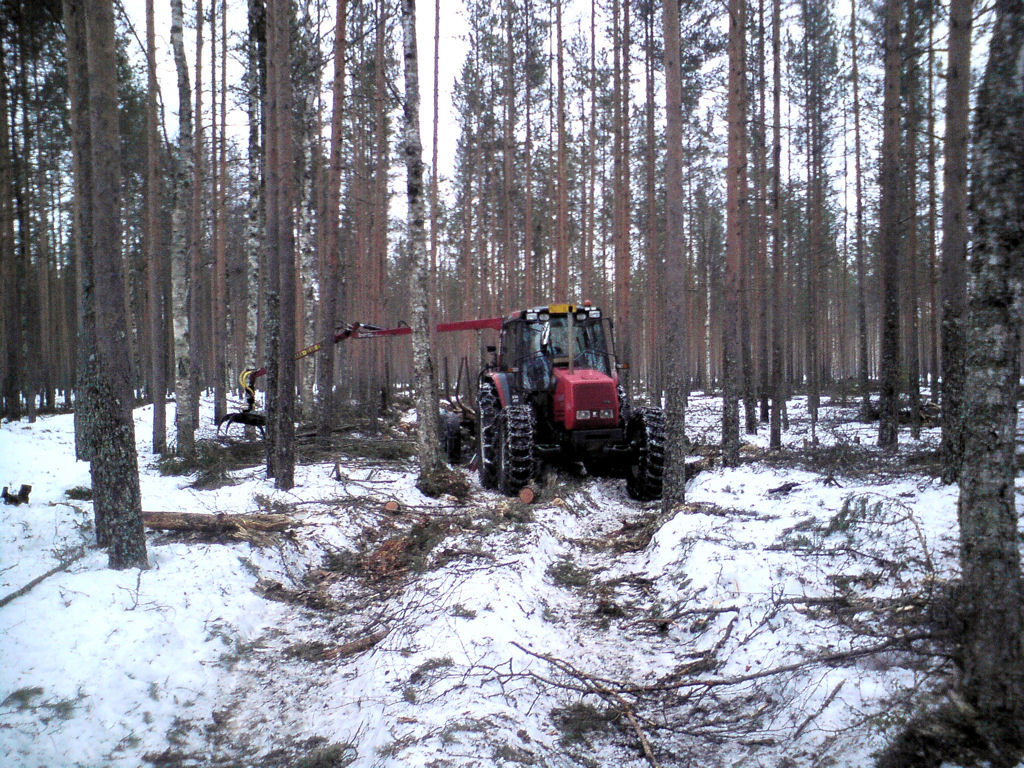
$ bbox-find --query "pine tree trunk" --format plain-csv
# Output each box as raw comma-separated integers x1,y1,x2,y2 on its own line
902,0,921,439
958,0,1024,743
877,0,902,450
769,0,784,450
722,0,746,466
84,0,148,569
0,31,21,422
63,0,98,460
661,0,687,511
555,0,568,301
851,0,871,421
267,0,296,490
145,0,166,454
940,0,972,482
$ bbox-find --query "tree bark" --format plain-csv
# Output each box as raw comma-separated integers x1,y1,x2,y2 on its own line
146,0,166,455
850,0,870,421
940,0,972,482
661,0,687,511
267,0,296,490
876,0,902,450
170,0,196,456
958,0,1024,743
722,0,746,466
317,0,348,446
769,0,784,450
402,0,447,490
63,0,98,461
84,0,149,569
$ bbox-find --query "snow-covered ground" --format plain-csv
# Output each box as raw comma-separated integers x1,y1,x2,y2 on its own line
0,392,997,767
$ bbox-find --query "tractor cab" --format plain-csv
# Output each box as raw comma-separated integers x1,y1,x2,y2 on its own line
499,303,613,387
490,303,623,436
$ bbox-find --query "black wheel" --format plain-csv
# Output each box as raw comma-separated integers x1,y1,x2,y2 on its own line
497,404,536,495
477,382,500,489
626,407,665,500
441,412,462,464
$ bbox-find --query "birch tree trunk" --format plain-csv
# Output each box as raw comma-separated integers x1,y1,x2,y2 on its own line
957,0,1024,747
402,0,447,491
170,0,196,456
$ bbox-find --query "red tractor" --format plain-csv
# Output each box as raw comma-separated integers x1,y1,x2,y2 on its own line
454,303,665,501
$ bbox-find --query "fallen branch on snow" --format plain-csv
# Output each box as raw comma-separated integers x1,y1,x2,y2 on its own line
142,511,296,533
0,549,88,608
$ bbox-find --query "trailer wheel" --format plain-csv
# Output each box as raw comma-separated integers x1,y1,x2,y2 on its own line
626,407,665,501
477,382,500,489
497,404,536,496
441,412,462,464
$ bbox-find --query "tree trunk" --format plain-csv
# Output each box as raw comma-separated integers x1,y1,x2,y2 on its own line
722,0,746,466
661,0,687,511
851,0,870,421
555,0,568,301
317,0,349,445
402,0,447,491
0,30,21,422
267,0,296,490
63,0,98,460
170,0,196,456
769,0,784,450
877,0,902,450
958,0,1024,746
940,0,972,482
902,0,921,439
84,0,149,569
145,0,166,454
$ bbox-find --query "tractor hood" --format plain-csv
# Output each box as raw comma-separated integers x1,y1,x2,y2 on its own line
552,368,619,430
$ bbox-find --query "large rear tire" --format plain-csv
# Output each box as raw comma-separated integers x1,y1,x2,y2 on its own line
477,382,500,489
497,404,536,495
626,407,665,500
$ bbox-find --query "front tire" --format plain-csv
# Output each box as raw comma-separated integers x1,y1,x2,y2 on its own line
477,382,500,489
626,407,665,500
497,404,536,495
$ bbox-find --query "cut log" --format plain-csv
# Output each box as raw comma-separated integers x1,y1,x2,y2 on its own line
141,511,295,532
383,500,401,514
518,486,537,504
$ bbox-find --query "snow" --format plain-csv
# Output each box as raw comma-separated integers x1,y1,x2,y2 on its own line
0,392,1000,766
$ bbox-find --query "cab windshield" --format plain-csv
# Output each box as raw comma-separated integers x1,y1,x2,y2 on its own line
517,316,611,376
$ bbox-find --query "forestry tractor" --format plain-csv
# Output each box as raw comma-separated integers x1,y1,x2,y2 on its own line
441,303,666,501
224,302,665,501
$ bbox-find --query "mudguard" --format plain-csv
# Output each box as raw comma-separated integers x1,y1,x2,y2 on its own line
484,371,514,408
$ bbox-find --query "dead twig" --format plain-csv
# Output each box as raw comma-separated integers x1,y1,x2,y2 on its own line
0,549,88,608
510,641,662,768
